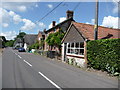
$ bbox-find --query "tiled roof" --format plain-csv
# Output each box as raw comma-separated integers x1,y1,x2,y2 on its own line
72,22,120,40
45,18,74,33
38,31,45,35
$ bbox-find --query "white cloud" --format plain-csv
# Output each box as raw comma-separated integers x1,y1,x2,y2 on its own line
47,4,53,9
48,23,52,29
48,17,66,29
112,1,118,13
59,17,66,23
13,14,22,24
2,23,9,27
38,22,46,29
1,2,37,12
112,0,120,14
17,5,27,12
0,31,17,40
101,16,119,29
86,19,95,25
0,8,36,30
9,11,16,16
21,19,36,31
0,8,10,24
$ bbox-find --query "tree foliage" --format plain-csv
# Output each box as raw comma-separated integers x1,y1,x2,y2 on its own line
29,41,39,50
87,39,120,75
46,29,65,47
16,32,26,39
5,40,15,47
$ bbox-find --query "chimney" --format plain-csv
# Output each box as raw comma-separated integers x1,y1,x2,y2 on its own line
66,10,74,19
43,29,46,33
52,21,56,27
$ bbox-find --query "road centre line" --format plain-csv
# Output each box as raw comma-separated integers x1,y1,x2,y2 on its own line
23,60,32,67
18,55,22,59
15,53,18,55
38,72,62,90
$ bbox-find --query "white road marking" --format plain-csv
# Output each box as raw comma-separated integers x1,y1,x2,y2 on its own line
38,72,62,90
15,53,18,55
18,55,22,59
23,60,32,67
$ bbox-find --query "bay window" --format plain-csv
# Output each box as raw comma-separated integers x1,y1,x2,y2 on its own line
67,42,84,55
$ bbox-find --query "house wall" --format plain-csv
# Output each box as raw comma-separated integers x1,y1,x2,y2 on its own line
62,24,87,68
37,33,42,42
24,43,27,51
44,19,73,52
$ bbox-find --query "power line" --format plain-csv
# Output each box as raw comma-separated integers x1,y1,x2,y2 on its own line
73,2,81,11
36,0,65,24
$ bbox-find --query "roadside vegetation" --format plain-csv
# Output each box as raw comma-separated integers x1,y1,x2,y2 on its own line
46,28,65,53
87,39,120,76
5,32,26,47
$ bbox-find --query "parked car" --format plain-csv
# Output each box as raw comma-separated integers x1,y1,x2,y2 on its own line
18,47,25,52
14,46,20,50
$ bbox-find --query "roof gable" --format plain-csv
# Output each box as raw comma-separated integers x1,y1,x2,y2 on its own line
62,24,85,43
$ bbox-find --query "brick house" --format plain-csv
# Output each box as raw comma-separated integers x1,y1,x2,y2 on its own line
44,10,74,52
61,21,120,68
37,31,45,50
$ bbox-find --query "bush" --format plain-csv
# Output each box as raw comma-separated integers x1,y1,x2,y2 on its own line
87,39,120,75
29,42,39,51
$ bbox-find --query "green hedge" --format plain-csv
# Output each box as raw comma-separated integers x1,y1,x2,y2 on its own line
87,39,120,75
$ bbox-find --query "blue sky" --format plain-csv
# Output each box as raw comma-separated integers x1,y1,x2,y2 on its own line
0,1,119,40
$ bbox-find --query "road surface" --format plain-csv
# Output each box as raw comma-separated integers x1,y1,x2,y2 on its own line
2,47,118,89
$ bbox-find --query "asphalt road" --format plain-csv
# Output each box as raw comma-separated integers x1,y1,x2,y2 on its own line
2,47,118,89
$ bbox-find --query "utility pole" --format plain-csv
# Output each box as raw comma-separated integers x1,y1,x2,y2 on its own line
94,0,99,40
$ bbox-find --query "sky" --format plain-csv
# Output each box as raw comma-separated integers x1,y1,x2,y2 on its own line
0,0,120,40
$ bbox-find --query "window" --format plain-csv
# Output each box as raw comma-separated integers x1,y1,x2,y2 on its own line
67,42,84,55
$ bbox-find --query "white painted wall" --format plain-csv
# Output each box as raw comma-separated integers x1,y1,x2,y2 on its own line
66,56,85,68
61,43,64,62
24,43,27,51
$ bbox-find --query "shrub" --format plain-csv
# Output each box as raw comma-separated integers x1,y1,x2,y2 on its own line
87,39,120,75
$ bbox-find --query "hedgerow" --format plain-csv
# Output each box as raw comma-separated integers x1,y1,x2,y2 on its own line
87,39,120,75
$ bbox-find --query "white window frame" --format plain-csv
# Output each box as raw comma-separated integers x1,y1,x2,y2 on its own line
66,42,84,57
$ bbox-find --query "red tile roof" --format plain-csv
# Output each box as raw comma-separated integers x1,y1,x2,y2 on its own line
72,22,120,40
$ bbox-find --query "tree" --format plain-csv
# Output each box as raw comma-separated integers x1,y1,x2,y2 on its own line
28,41,39,51
46,28,65,52
16,32,26,39
39,39,44,50
5,40,15,47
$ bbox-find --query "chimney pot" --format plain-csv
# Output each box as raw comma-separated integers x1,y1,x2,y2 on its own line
43,29,46,33
66,10,74,19
52,21,56,27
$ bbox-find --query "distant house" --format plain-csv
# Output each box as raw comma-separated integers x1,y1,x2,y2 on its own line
14,38,23,48
37,31,45,50
61,21,120,67
44,10,74,52
23,34,37,50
